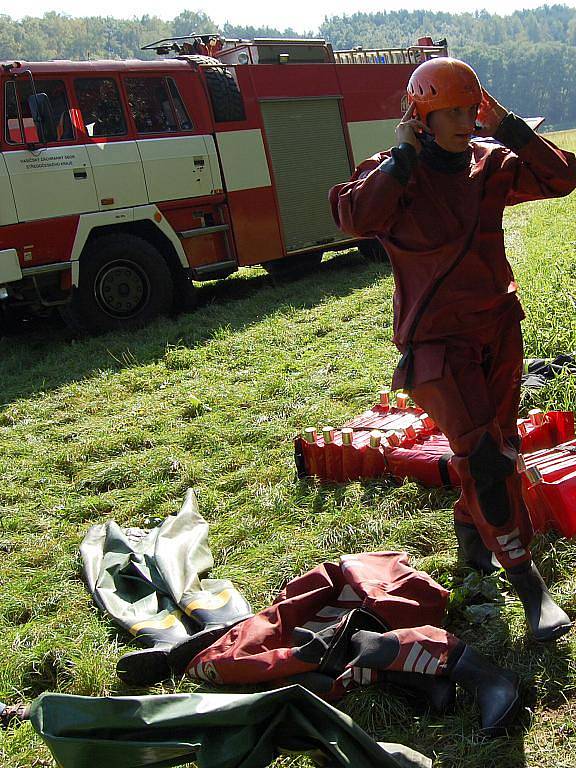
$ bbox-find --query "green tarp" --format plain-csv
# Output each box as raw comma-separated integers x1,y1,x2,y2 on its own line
30,685,431,768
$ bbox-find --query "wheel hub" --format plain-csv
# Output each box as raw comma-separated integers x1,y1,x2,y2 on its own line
95,260,150,318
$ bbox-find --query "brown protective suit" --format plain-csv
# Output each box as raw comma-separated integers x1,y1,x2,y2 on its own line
329,116,576,568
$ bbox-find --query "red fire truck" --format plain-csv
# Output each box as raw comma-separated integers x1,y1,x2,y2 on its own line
0,35,446,332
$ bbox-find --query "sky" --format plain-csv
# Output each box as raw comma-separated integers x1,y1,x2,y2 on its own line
5,0,575,32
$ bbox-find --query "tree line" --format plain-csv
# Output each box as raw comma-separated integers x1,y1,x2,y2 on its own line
0,6,574,128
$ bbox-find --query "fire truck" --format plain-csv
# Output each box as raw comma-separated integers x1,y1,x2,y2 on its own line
0,35,447,332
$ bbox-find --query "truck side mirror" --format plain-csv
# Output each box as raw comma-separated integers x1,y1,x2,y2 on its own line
28,92,57,143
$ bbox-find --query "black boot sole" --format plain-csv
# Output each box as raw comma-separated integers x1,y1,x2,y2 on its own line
116,648,170,686
532,621,573,643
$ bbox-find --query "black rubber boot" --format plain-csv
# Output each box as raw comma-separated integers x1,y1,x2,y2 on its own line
320,610,456,715
382,671,456,715
449,645,520,735
507,560,572,642
116,624,235,686
168,624,234,676
116,643,173,687
455,522,500,574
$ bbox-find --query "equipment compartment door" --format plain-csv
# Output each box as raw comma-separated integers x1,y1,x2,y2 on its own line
4,145,98,222
260,98,352,252
136,135,221,203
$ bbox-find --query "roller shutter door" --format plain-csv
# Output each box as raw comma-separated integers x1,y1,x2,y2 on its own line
260,98,352,251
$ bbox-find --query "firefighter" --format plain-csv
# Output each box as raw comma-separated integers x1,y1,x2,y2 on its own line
329,57,576,642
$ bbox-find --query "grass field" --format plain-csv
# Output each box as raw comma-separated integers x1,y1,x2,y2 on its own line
1,130,576,768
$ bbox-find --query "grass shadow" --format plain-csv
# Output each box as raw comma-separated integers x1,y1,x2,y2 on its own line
0,250,392,404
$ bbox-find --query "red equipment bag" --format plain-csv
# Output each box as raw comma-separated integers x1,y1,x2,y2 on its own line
521,439,576,538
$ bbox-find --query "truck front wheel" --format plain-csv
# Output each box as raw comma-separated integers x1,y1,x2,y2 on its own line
60,233,174,333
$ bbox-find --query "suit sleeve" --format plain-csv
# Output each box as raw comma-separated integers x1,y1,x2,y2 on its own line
328,143,418,237
493,114,576,206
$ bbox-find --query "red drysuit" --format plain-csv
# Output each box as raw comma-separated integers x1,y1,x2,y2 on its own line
329,116,576,568
186,552,462,701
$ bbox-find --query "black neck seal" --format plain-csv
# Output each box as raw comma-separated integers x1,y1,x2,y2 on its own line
420,136,472,174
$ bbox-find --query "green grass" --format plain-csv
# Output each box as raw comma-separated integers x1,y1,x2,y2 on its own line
1,130,576,768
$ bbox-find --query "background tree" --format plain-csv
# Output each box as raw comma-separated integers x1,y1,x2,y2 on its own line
0,5,574,128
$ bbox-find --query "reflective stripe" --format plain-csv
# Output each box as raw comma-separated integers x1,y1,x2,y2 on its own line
347,119,398,166
414,649,433,674
184,588,233,615
337,585,361,602
497,527,526,559
497,527,520,545
403,642,423,673
340,668,353,689
216,129,271,191
424,656,440,675
0,249,22,284
130,608,183,635
508,547,527,560
361,668,372,685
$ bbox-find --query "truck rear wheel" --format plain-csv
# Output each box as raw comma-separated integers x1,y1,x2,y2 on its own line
261,252,323,279
358,239,390,263
60,233,174,333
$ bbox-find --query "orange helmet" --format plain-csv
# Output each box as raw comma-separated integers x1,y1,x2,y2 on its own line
407,57,482,123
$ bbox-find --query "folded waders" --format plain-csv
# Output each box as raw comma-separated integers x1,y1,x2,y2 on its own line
80,489,252,685
27,686,433,768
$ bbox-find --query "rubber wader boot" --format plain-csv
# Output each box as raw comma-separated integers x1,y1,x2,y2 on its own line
320,610,456,715
455,522,500,574
507,560,572,642
449,645,520,735
116,583,253,686
382,671,456,715
116,626,198,687
116,621,247,687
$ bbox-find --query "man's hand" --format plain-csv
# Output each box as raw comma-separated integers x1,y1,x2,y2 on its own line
395,104,433,154
474,87,508,137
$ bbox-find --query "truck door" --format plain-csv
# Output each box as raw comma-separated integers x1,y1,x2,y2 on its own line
0,153,17,228
73,76,148,211
122,76,221,202
2,76,99,222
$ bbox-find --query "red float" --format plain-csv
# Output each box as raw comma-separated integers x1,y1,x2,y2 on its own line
295,400,574,495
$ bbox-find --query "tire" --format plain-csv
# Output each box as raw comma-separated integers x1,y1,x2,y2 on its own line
358,239,390,263
60,233,174,334
262,251,323,280
186,55,246,122
172,273,199,314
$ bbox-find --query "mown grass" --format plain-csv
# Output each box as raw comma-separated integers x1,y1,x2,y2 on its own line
1,130,576,768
